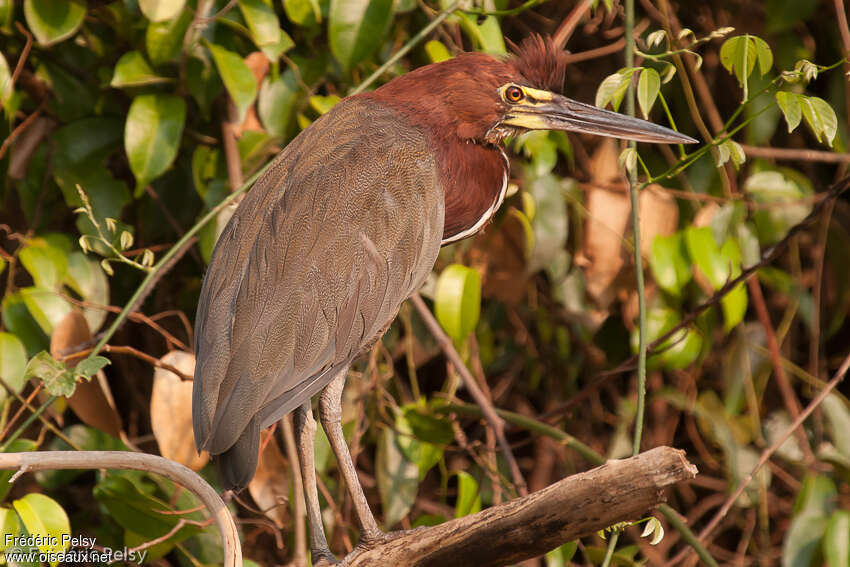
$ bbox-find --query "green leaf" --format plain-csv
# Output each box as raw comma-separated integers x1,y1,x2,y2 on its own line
794,474,837,518
0,51,11,108
545,541,578,567
776,91,801,133
684,226,730,289
186,56,223,120
0,333,27,404
19,239,68,289
456,13,506,54
2,292,49,356
637,67,660,119
24,350,76,396
12,493,71,557
454,471,481,518
23,0,85,46
596,69,635,111
719,35,770,100
0,0,13,33
139,0,187,22
110,51,171,88
94,474,200,542
206,42,258,123
824,510,850,567
799,95,838,147
239,0,281,48
20,287,72,336
125,93,186,195
632,307,702,370
375,426,419,529
258,70,300,137
649,232,692,296
718,238,747,332
146,8,192,65
308,94,340,115
784,515,827,567
745,170,813,244
0,508,21,553
75,355,110,379
395,407,444,480
65,252,109,333
434,264,481,344
822,394,850,459
425,40,452,63
36,61,93,121
283,0,321,26
329,0,393,72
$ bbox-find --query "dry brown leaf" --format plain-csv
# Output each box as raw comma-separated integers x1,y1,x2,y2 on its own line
638,184,679,258
472,214,528,305
151,351,209,470
248,431,290,529
50,310,122,437
239,52,269,134
581,139,631,308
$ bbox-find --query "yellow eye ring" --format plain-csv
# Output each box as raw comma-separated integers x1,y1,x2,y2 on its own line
505,86,524,103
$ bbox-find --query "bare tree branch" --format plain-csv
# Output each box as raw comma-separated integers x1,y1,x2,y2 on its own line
0,451,240,567
317,447,696,567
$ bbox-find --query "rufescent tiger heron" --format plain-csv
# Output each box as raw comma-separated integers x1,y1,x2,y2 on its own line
193,35,696,560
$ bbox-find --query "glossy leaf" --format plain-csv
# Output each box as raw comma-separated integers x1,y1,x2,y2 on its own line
637,67,660,119
545,541,578,567
454,471,481,518
329,0,393,72
258,71,299,137
684,226,730,289
146,8,192,65
632,307,702,370
20,287,72,335
824,510,850,567
0,51,11,107
783,515,827,567
19,239,68,289
822,394,850,458
376,426,419,529
65,252,109,332
596,69,636,111
0,332,27,404
2,292,49,356
720,35,773,100
425,39,452,63
650,232,692,296
13,493,71,557
776,91,801,133
125,93,186,195
283,0,321,26
799,95,838,146
207,43,258,123
719,238,747,332
309,94,340,115
110,51,170,88
434,264,482,344
239,0,281,48
139,0,187,22
744,170,812,245
0,440,37,501
23,0,85,46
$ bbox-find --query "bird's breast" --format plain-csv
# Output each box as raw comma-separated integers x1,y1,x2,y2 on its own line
439,141,509,244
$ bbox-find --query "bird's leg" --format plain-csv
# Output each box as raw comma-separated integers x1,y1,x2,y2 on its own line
293,402,336,564
319,370,384,544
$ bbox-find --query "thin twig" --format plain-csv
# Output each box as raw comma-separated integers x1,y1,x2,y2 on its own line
61,345,193,381
741,145,850,163
553,0,592,49
670,349,850,565
411,293,528,496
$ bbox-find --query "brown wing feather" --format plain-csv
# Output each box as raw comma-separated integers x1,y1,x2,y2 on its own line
192,98,444,457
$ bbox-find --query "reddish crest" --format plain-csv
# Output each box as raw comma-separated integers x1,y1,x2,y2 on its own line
508,34,568,93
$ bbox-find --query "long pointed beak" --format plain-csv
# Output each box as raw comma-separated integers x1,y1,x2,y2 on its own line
504,93,698,144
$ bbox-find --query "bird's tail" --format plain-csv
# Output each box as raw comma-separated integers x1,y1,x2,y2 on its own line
217,418,260,491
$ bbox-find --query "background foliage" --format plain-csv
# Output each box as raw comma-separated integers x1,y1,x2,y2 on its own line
1,0,850,565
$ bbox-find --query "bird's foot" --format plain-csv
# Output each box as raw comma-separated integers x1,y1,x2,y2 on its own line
312,550,339,566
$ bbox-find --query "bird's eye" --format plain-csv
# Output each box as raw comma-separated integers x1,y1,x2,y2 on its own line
505,86,524,103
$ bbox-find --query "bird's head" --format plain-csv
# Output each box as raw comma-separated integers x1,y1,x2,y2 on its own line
369,35,696,146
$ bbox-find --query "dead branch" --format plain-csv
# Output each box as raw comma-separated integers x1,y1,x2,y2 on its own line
0,451,240,567
325,446,696,567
